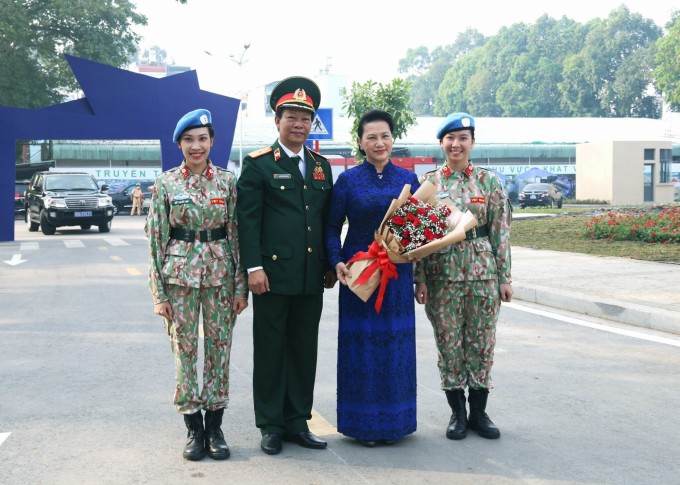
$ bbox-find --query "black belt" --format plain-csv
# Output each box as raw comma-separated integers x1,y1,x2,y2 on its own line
465,226,489,239
170,227,226,242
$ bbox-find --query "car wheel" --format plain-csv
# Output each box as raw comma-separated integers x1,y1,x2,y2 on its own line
40,210,56,235
80,224,92,230
112,203,121,216
99,220,112,233
26,211,39,232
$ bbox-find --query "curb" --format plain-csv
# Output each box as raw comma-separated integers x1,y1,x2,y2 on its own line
513,284,680,336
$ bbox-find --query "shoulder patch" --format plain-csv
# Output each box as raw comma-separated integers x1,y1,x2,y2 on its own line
248,146,273,159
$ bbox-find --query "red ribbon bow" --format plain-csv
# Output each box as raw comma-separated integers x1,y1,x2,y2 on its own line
347,241,399,313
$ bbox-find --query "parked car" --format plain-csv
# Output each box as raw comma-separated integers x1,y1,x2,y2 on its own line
106,180,155,215
518,182,563,209
15,179,30,218
24,171,115,235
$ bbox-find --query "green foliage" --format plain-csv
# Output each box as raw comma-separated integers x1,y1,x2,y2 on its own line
413,6,669,118
342,79,416,158
559,6,662,117
0,0,147,109
654,11,680,110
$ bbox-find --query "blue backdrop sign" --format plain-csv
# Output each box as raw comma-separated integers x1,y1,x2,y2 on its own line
0,55,239,242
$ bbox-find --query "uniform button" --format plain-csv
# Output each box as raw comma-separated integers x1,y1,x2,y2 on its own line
305,205,309,210
272,255,278,261
307,226,312,231
280,186,285,191
303,185,308,190
307,247,313,253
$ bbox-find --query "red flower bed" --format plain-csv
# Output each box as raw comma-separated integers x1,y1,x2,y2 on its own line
583,207,680,244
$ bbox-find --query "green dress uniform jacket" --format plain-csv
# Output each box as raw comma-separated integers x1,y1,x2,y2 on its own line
237,140,333,294
237,140,333,436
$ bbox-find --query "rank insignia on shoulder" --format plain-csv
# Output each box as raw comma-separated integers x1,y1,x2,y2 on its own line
248,146,273,159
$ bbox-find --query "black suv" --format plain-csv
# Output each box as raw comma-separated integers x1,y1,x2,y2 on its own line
25,171,115,235
15,179,30,219
518,182,563,209
106,180,155,215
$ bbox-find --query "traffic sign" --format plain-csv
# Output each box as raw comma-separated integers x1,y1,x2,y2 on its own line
308,108,333,140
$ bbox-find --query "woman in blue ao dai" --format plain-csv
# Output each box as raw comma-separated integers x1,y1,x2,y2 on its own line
325,109,419,447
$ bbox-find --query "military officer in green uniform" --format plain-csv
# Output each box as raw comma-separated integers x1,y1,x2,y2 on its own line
237,76,336,455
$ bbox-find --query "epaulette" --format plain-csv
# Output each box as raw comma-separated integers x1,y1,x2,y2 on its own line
305,147,327,159
248,146,273,159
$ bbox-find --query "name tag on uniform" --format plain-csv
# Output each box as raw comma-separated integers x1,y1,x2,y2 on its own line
470,196,486,203
211,198,225,205
171,193,191,205
273,173,291,179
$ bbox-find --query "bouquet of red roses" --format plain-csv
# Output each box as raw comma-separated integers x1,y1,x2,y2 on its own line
345,181,478,312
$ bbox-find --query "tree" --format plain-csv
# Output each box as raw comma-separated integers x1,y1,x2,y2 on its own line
342,79,416,158
559,6,662,117
399,29,486,115
654,11,680,110
0,0,148,109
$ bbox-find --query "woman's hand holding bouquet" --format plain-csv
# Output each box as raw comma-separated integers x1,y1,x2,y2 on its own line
345,181,478,312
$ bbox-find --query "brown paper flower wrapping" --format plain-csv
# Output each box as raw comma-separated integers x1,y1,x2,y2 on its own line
345,181,478,310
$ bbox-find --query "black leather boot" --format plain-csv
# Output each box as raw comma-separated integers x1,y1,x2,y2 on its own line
204,408,230,460
467,388,500,439
183,411,206,461
445,389,467,440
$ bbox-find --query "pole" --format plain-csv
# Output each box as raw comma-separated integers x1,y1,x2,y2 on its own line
205,43,250,171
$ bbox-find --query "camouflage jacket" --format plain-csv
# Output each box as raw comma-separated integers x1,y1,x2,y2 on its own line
414,162,512,285
147,160,247,304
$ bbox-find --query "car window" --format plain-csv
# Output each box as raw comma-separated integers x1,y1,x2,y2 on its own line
524,183,550,191
44,174,98,191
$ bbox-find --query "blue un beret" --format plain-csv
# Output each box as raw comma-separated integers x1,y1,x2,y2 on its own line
173,109,212,142
436,112,475,140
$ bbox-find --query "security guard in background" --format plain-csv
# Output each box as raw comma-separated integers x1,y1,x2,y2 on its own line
237,77,336,455
130,183,144,215
147,108,248,461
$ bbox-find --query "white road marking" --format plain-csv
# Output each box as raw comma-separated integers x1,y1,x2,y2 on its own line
506,302,680,347
3,254,26,266
104,238,129,246
0,432,10,447
20,241,39,250
63,240,85,248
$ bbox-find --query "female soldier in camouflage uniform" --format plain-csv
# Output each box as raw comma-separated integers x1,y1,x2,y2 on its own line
147,109,248,461
414,113,513,441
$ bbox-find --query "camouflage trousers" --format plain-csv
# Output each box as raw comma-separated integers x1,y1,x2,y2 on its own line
164,284,237,414
424,279,500,391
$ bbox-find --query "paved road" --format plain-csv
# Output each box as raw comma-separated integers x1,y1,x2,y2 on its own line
1,217,679,484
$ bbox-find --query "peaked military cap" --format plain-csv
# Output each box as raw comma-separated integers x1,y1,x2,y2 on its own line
173,108,212,142
436,112,475,140
269,76,320,114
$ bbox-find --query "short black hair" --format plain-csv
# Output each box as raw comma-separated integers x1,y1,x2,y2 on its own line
357,109,394,156
357,109,394,139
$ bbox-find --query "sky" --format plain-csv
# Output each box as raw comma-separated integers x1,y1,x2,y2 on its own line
131,0,678,100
